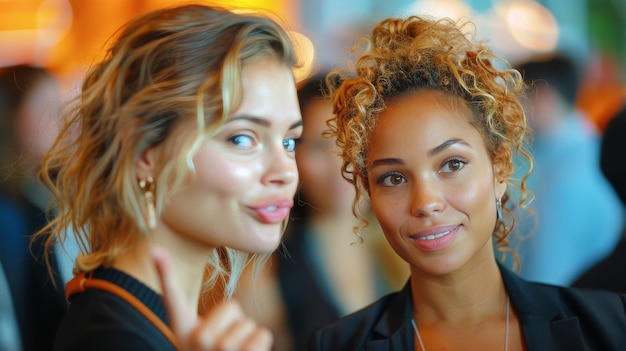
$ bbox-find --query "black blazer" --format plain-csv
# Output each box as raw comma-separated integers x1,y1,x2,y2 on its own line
308,263,626,351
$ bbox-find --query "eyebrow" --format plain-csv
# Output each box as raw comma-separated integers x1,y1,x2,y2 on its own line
369,138,470,169
228,114,303,130
427,138,470,157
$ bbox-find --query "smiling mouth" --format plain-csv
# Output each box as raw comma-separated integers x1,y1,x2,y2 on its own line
417,229,453,240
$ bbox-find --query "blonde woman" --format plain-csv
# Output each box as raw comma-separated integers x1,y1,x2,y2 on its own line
38,4,302,351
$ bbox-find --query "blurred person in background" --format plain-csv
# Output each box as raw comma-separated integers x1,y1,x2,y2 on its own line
278,73,408,350
573,103,626,293
230,73,408,351
510,53,623,286
0,64,68,351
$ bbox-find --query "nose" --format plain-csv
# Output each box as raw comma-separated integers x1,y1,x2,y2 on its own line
262,143,298,186
410,177,445,217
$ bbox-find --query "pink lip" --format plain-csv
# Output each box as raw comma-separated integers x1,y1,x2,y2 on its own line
249,198,294,224
409,224,461,252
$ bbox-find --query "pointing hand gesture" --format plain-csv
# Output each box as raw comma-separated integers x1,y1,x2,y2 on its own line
152,248,273,351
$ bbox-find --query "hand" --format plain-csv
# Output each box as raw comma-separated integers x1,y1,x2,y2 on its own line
152,247,273,351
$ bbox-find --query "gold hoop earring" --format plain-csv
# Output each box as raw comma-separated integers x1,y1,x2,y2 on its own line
139,177,156,229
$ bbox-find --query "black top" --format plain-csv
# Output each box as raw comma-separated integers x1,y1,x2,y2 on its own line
53,267,175,351
309,263,626,351
278,227,342,350
278,226,390,351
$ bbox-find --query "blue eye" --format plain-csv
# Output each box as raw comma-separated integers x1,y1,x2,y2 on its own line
377,172,406,187
283,138,297,152
229,134,254,149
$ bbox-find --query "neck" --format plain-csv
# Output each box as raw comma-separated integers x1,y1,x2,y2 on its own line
113,225,211,309
410,256,507,326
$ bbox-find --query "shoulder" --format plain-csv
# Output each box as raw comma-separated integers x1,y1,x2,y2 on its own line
499,264,626,349
54,289,174,351
532,281,626,317
505,264,626,317
507,272,626,349
308,290,404,351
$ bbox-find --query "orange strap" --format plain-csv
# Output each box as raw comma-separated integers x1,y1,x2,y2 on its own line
66,272,180,350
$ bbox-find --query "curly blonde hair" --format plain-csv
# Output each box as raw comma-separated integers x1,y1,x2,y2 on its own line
38,4,297,296
326,16,533,265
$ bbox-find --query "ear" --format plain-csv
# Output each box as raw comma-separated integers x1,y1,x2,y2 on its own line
493,165,508,200
136,146,157,181
125,118,157,181
492,149,509,200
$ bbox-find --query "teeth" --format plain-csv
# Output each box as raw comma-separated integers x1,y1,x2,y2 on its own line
418,230,451,240
266,206,277,211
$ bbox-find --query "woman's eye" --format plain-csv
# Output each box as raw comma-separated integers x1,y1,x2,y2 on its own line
283,138,297,152
441,158,466,173
378,173,406,187
229,134,255,149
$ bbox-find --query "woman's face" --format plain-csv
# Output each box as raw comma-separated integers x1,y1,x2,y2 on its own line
296,99,354,214
366,89,507,277
160,57,302,253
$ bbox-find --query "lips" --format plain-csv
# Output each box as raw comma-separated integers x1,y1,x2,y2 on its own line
250,198,293,224
409,224,461,251
417,228,454,240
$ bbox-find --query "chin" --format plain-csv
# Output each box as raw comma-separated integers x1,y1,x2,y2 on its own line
243,228,282,253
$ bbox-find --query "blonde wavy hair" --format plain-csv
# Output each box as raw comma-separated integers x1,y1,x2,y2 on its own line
38,4,297,296
326,16,533,266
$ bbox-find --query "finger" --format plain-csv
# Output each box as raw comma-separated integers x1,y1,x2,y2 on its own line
213,318,257,350
240,326,273,351
151,247,197,336
193,300,246,348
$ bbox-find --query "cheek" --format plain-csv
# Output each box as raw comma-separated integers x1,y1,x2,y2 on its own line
370,192,398,231
193,154,256,196
296,155,320,183
297,152,334,183
448,175,495,219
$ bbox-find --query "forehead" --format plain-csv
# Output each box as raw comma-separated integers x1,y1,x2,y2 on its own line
229,57,300,122
367,90,483,154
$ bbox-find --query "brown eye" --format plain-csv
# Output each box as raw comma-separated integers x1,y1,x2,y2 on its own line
449,160,462,171
389,174,404,185
441,158,466,173
378,172,406,187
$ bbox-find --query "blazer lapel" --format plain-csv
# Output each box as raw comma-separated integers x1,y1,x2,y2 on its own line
359,265,593,351
364,282,415,351
499,264,590,351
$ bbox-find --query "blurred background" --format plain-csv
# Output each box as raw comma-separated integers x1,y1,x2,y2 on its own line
1,0,624,129
1,2,624,350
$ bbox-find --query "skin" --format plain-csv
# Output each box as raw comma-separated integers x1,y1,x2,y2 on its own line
15,76,62,172
119,56,302,350
295,97,380,314
366,89,523,350
296,99,355,216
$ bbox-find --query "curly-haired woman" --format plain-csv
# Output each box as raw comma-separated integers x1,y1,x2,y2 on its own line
309,15,626,351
